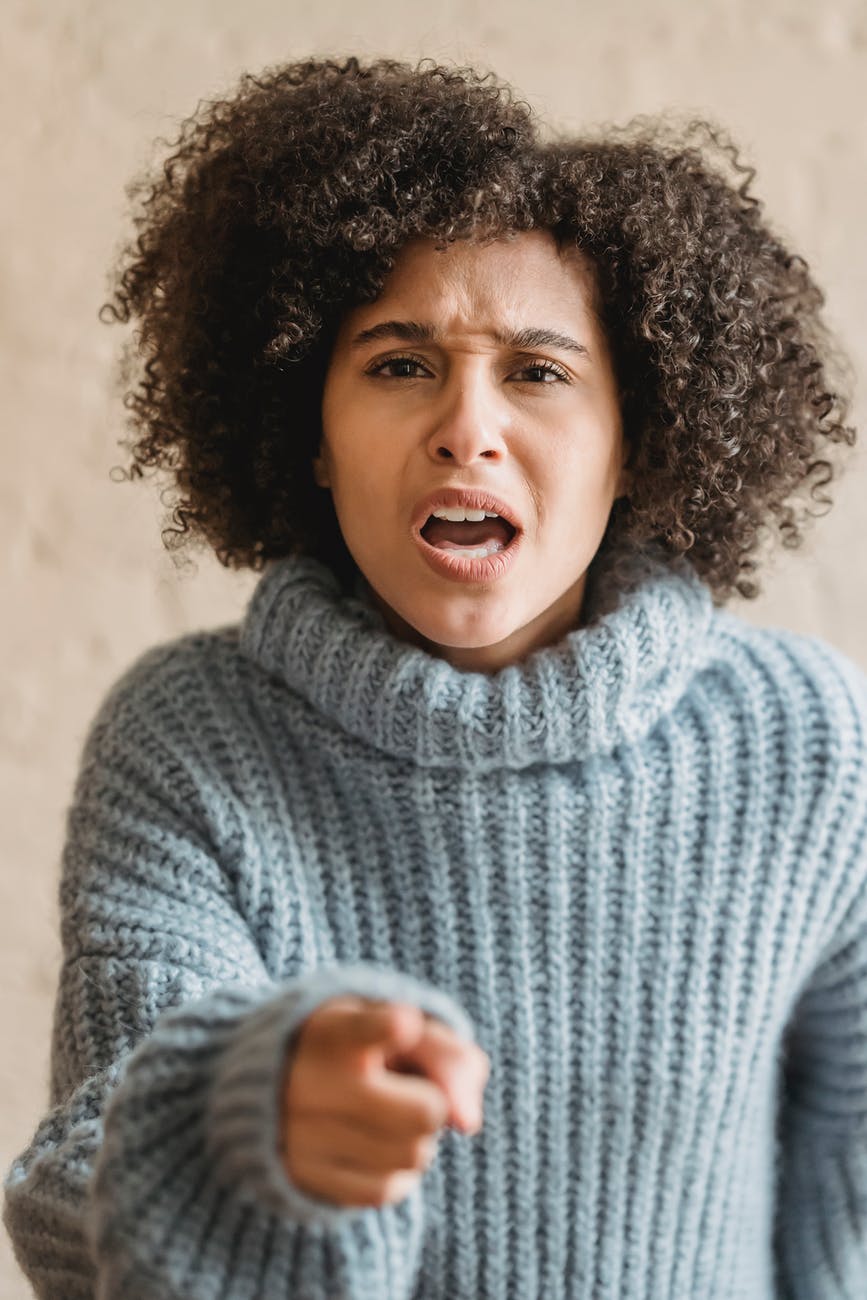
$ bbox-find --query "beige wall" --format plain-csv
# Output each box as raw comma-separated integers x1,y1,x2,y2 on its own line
2,0,865,1292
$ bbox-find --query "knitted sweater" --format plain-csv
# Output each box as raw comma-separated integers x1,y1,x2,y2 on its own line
4,544,867,1300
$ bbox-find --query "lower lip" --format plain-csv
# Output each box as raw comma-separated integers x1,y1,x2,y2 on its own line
412,529,523,582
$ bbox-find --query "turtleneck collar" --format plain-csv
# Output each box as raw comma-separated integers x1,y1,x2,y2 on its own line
239,542,716,771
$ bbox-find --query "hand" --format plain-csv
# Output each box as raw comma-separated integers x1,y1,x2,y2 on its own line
280,995,490,1208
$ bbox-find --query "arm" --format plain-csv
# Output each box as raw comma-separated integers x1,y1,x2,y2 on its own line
772,641,867,1296
2,653,474,1299
773,894,867,1297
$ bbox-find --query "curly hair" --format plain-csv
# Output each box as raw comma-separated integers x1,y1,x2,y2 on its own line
102,54,856,602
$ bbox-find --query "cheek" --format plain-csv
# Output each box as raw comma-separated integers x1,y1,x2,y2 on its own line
328,445,394,535
321,383,392,490
541,436,622,509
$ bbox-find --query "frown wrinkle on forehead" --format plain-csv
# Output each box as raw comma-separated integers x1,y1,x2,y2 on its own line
338,229,602,358
349,319,591,359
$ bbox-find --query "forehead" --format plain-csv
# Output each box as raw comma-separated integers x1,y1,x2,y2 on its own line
338,230,599,340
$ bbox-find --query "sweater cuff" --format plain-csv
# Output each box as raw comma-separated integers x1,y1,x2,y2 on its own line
206,962,476,1227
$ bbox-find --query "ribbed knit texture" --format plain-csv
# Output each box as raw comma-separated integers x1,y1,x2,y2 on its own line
4,542,867,1299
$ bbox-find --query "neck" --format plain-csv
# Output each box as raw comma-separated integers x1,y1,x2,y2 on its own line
363,572,591,674
243,539,714,770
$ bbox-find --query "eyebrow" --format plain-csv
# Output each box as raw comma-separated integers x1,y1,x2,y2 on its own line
349,319,590,358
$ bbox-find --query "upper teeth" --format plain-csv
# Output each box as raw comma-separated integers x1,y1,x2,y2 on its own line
431,508,501,522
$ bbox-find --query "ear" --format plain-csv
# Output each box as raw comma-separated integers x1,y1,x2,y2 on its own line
614,441,632,502
312,451,331,489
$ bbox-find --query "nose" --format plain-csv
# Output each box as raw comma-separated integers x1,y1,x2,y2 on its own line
426,368,509,465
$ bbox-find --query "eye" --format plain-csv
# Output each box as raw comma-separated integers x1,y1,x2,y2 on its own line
365,352,432,379
364,353,571,383
513,359,570,383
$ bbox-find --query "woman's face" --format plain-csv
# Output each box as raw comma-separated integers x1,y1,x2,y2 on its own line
316,229,629,672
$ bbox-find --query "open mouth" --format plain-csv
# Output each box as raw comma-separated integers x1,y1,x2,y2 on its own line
419,514,518,559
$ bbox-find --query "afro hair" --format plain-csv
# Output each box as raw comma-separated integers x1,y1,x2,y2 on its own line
102,54,856,601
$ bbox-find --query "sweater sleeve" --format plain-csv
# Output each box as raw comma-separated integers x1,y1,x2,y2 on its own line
772,645,867,1297
2,651,476,1300
773,900,867,1297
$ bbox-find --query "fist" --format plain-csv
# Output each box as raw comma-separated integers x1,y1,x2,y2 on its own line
280,995,490,1208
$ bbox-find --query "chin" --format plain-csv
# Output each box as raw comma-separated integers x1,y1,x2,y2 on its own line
402,600,522,652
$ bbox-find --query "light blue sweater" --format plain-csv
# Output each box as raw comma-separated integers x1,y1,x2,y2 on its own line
4,542,867,1298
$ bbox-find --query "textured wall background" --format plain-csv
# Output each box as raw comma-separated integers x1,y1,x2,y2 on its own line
2,0,865,1292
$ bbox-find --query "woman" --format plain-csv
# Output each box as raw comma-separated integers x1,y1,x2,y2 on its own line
4,55,865,1299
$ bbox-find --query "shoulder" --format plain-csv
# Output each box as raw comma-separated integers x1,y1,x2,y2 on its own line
703,608,867,782
78,625,256,776
91,626,242,723
705,613,867,941
65,626,278,854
